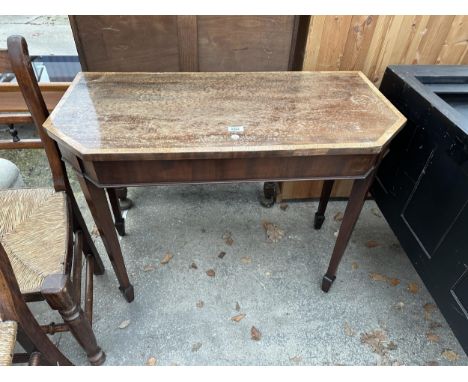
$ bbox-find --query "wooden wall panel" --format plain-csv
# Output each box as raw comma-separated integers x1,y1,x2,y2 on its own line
308,16,353,70
197,16,296,71
282,15,468,201
69,16,305,73
340,16,378,70
438,16,468,64
69,16,181,71
416,16,456,64
303,15,467,84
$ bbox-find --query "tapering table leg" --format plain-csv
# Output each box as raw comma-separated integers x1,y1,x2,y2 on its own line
75,172,134,303
314,180,334,229
322,171,374,292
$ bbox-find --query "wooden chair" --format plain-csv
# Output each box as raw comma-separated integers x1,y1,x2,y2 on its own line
0,35,106,365
0,242,73,365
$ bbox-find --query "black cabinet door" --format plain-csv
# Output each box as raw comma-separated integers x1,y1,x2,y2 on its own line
373,66,468,355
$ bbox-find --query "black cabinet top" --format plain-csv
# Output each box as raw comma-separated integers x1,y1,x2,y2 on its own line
387,65,468,139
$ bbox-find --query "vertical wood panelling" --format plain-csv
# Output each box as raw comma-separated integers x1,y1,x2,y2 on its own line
462,51,468,65
303,15,467,84
365,16,406,84
361,16,393,81
283,15,468,201
437,16,468,64
392,16,427,64
314,16,353,70
340,15,377,70
416,16,456,65
400,16,431,65
303,16,326,70
176,16,199,72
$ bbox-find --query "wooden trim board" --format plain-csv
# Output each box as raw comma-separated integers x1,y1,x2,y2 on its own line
0,82,69,113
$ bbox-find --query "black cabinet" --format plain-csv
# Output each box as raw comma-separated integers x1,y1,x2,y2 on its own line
373,65,468,355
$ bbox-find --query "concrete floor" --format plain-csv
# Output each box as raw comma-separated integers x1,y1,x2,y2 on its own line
0,16,76,55
1,15,467,366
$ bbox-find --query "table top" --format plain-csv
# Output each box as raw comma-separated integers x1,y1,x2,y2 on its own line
43,71,406,161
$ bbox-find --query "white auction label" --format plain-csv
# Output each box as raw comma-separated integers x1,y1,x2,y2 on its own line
227,125,244,133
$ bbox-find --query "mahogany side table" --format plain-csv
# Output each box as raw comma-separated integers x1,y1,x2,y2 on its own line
43,71,406,302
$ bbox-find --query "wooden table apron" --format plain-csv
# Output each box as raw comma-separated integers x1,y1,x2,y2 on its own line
43,71,406,302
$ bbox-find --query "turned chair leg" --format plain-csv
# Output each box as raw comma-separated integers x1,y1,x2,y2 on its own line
15,319,73,366
314,180,334,230
84,255,94,324
28,352,43,366
41,274,106,366
107,188,126,236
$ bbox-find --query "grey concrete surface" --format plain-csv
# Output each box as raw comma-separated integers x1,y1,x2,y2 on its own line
1,16,467,366
0,16,76,55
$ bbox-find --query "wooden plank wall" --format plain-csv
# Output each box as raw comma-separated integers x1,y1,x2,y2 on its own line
280,15,468,201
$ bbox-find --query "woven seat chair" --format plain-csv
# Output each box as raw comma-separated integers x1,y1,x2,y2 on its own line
0,242,73,365
0,35,107,365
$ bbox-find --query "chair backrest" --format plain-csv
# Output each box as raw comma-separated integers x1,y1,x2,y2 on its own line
7,35,66,191
0,242,72,365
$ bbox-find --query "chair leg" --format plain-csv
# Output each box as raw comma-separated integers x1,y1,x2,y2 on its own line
84,255,94,324
28,352,43,366
107,188,126,236
314,180,334,230
41,274,106,366
72,230,83,304
15,328,73,366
